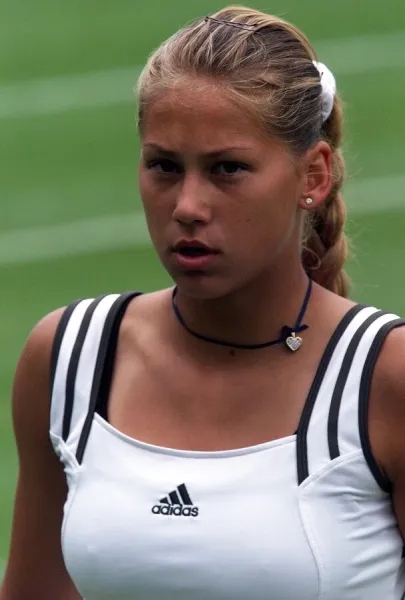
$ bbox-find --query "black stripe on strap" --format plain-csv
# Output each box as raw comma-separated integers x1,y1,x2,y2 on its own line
327,310,386,460
75,292,140,464
358,317,405,493
296,304,368,485
50,299,83,392
62,295,107,442
95,291,142,421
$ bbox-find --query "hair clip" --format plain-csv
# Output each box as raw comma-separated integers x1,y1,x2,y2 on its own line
204,16,258,31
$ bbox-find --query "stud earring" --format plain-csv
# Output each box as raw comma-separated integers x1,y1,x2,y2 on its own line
305,197,313,206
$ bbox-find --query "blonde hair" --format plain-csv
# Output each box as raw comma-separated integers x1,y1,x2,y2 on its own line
137,5,350,297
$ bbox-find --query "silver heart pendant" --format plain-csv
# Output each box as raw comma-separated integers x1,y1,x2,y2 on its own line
285,335,303,352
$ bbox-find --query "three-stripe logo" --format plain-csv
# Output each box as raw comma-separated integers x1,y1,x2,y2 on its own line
152,483,199,517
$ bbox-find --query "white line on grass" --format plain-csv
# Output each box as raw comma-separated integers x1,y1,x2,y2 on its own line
0,66,143,119
0,30,404,119
0,174,404,267
0,211,150,266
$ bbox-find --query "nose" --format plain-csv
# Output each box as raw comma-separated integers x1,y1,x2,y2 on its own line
172,173,212,226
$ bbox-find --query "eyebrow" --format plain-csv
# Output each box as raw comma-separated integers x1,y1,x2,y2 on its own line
142,143,255,158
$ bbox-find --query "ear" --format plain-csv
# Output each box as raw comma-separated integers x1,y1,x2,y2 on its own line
298,141,333,211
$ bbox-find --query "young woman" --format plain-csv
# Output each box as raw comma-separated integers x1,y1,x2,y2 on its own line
1,6,405,600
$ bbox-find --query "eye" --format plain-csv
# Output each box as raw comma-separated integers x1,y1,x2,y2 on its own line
146,159,182,174
212,161,249,176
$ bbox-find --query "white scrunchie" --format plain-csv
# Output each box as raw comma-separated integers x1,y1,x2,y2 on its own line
312,61,336,122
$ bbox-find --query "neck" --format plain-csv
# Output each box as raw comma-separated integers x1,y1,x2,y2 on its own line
172,265,311,348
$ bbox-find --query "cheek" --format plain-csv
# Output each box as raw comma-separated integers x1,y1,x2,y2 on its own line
138,169,171,226
234,179,298,249
138,171,167,252
138,167,154,212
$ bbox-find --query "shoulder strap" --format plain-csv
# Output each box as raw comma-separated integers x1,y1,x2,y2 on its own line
50,298,84,389
75,291,140,463
358,317,405,491
328,314,404,461
50,297,98,442
50,292,140,463
299,306,405,488
326,311,396,461
297,304,382,484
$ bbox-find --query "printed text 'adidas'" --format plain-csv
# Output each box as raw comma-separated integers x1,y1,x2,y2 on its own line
152,483,199,517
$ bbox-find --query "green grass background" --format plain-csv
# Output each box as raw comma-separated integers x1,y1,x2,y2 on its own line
1,0,404,567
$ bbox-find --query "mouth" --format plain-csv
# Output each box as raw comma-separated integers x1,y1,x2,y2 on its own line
174,246,214,257
172,240,219,257
171,241,220,270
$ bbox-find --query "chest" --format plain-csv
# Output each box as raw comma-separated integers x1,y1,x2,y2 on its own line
51,296,405,600
62,428,319,600
106,347,317,451
61,421,403,600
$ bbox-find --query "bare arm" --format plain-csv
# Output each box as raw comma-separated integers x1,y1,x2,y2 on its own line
368,326,405,539
0,310,82,600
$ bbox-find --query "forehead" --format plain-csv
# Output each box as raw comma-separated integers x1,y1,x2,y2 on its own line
141,78,272,152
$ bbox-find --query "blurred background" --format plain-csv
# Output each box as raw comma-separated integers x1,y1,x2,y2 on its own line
0,0,404,572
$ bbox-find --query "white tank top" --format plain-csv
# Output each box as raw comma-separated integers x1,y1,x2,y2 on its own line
50,293,405,600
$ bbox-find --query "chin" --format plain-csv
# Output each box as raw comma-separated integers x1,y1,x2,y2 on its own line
171,272,233,300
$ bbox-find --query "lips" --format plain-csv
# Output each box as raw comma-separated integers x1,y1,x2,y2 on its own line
171,239,220,270
175,246,213,257
173,240,218,255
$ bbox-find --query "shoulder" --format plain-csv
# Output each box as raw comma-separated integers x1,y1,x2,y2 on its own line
368,321,405,484
16,289,164,379
371,320,405,380
370,322,405,408
9,306,69,491
118,288,171,345
6,305,86,598
13,307,68,433
13,291,143,431
14,306,67,390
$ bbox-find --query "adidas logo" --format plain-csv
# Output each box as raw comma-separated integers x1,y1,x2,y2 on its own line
152,483,199,517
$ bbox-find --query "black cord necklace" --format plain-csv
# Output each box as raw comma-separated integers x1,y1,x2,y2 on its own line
171,278,312,352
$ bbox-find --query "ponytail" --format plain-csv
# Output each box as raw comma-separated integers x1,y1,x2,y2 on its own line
302,96,351,297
